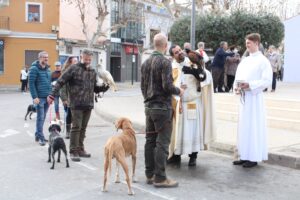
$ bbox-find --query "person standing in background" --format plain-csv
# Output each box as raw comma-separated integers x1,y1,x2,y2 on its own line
20,66,29,92
51,61,62,121
60,56,78,139
211,41,234,93
28,51,52,146
224,46,240,92
266,45,281,92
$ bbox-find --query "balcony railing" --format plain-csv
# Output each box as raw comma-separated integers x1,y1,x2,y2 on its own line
0,16,10,30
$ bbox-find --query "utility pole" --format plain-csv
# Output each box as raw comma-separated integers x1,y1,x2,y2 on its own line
190,0,196,49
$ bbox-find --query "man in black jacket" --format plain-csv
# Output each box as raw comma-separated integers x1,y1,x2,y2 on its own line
48,49,109,162
211,41,234,92
141,33,184,188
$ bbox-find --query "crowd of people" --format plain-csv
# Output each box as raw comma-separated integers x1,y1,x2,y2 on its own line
26,32,275,189
140,32,273,188
207,40,283,93
28,50,109,161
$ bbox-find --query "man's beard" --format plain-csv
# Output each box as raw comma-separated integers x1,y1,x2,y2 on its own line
178,55,184,63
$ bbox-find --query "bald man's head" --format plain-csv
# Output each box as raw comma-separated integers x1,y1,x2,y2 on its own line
153,33,168,53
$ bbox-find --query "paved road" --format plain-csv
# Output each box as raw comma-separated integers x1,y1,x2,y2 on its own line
1,92,300,200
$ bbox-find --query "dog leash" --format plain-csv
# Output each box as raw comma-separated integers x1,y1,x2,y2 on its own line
49,103,52,123
135,120,171,135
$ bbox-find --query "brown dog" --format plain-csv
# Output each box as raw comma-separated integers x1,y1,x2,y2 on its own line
102,117,137,195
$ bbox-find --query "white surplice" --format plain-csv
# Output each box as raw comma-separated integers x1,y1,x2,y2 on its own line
169,57,215,156
234,51,272,162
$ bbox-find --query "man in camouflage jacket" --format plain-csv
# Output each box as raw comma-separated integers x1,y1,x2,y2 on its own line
48,49,109,162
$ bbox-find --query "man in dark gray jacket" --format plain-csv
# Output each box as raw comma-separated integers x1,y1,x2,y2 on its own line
141,33,184,188
48,49,109,161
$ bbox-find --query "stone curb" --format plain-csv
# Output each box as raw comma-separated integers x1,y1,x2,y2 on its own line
94,106,300,170
210,142,300,170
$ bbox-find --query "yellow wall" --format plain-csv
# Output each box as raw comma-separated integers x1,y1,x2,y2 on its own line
0,0,59,85
0,37,58,85
0,0,59,33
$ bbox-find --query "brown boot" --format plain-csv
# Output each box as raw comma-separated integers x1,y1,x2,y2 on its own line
69,150,81,162
153,179,179,188
78,149,91,158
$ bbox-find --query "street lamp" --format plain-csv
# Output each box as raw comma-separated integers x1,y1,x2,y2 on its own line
190,0,196,49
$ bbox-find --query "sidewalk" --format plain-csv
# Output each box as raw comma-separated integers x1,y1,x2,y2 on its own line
95,82,300,169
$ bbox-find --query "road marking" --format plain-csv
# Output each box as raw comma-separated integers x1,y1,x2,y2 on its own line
24,123,29,128
76,162,98,171
0,129,20,138
26,130,34,137
121,181,177,200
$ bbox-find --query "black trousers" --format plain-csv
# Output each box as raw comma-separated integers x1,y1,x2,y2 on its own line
226,75,235,92
21,80,28,92
144,103,173,183
212,67,224,92
272,72,277,90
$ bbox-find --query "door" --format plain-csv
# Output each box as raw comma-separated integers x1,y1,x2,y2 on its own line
110,57,121,82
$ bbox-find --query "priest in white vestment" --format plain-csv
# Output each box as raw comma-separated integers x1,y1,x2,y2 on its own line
233,33,272,168
168,45,215,166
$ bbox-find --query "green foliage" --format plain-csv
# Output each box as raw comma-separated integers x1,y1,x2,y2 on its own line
169,11,284,52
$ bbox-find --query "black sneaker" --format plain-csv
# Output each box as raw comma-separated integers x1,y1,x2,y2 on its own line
188,157,197,167
70,152,81,162
78,150,91,158
233,160,248,165
243,161,257,168
39,140,46,146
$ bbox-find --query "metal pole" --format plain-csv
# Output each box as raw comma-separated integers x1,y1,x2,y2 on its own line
132,43,134,85
190,0,196,50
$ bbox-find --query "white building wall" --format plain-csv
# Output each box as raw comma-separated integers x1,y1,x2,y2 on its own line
284,15,300,82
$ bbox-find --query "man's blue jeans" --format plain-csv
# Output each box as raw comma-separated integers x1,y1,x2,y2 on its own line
35,98,49,142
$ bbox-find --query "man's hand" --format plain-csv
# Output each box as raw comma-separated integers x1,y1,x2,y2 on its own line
33,98,40,105
63,100,68,107
239,82,249,90
179,87,185,97
180,84,187,90
47,95,54,105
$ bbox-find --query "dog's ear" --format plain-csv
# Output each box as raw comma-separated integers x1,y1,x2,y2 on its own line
48,124,53,132
115,118,124,130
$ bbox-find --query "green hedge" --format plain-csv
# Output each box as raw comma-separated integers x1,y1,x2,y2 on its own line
169,11,284,52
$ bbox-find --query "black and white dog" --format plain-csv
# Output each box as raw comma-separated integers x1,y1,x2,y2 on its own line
48,123,70,170
25,104,36,120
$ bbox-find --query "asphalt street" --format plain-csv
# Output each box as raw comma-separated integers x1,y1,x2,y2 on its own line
0,91,300,200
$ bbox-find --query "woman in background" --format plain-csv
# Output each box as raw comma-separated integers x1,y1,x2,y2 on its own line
60,56,78,138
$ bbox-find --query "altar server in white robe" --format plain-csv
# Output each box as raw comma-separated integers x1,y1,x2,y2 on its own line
233,33,272,168
167,46,215,166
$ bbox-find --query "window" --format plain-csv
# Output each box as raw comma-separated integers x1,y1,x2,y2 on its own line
26,2,43,23
0,40,3,73
150,29,160,47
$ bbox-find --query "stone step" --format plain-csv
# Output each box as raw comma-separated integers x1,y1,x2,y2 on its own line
214,93,300,109
217,110,300,132
216,102,300,121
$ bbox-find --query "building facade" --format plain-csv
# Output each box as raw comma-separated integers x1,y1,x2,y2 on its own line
0,0,59,85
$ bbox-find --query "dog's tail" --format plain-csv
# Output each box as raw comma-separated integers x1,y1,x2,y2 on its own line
104,145,114,176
